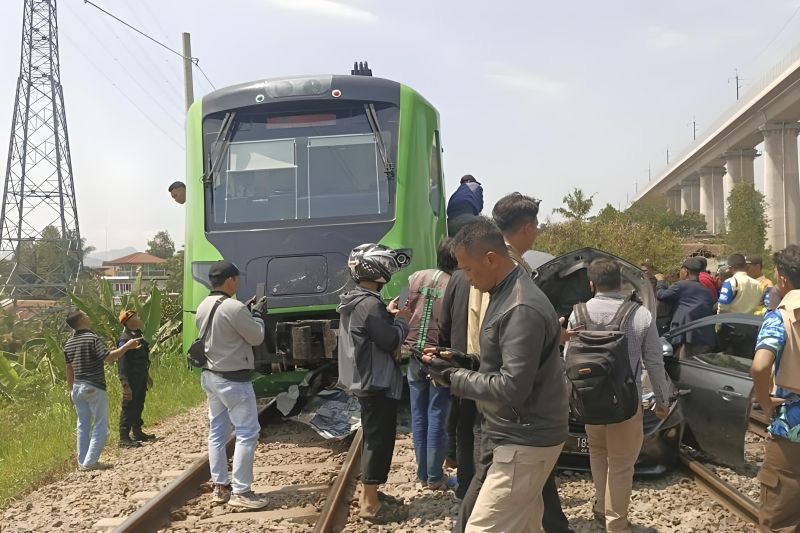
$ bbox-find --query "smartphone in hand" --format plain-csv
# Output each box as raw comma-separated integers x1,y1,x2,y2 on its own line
397,286,409,309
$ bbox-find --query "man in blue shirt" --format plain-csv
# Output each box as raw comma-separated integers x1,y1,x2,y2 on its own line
752,245,800,531
446,175,484,236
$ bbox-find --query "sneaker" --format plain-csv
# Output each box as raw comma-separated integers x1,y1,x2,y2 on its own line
212,484,232,503
119,437,141,449
79,462,113,471
426,476,458,491
228,490,268,509
132,428,156,442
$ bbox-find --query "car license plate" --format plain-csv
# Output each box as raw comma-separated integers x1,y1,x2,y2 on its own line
573,435,590,454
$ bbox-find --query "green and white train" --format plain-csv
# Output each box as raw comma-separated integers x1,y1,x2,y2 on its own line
182,64,447,378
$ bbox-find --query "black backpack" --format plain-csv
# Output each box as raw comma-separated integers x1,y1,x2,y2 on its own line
564,300,640,425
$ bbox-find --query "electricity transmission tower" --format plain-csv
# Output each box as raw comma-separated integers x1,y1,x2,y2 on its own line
1,0,81,299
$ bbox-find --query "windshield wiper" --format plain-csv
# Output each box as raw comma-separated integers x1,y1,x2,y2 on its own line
204,111,237,185
364,104,394,178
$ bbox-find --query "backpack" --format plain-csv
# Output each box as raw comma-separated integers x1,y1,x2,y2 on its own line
564,300,640,425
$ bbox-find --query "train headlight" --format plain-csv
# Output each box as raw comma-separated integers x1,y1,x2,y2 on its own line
264,76,332,98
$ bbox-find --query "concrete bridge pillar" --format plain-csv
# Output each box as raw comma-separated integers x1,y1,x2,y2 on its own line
699,166,725,234
723,149,758,185
681,179,701,213
722,149,759,229
668,188,681,212
760,123,800,249
681,182,692,214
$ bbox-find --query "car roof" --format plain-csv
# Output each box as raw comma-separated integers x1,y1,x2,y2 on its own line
664,313,763,339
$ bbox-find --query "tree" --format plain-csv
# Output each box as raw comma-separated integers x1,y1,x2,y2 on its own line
146,231,175,259
726,183,768,255
553,188,596,221
537,218,684,274
625,196,707,237
594,203,621,224
164,248,184,294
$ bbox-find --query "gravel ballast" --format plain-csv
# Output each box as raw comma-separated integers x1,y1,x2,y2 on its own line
2,402,763,532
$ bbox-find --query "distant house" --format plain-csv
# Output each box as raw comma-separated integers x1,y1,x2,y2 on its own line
102,252,168,295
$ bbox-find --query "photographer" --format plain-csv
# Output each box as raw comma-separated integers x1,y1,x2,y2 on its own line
196,260,268,509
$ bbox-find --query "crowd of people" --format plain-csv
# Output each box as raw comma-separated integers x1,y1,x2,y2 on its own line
59,175,799,531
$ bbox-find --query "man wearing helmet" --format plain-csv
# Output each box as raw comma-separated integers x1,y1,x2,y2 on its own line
337,243,412,520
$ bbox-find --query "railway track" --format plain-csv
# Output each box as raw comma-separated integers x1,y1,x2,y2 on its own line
104,405,364,533
679,453,759,524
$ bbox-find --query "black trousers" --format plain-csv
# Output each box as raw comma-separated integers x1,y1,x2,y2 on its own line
358,394,398,485
454,429,573,533
120,369,148,430
446,397,478,499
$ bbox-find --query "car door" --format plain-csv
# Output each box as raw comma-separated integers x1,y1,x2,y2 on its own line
663,314,761,471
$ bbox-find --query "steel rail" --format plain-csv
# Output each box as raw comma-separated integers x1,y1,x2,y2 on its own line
113,405,269,533
313,427,364,533
680,454,759,524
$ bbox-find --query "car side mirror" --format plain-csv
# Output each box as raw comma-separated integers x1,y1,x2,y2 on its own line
661,338,675,358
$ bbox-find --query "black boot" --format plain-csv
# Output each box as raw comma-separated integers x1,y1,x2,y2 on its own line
119,428,141,448
132,426,156,442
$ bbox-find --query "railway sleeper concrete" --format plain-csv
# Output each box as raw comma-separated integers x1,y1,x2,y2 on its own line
92,516,127,530
197,505,319,524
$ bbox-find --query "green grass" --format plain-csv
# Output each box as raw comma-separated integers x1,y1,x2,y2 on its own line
0,350,205,507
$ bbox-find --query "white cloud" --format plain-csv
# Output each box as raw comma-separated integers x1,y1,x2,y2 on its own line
485,69,566,97
267,0,377,22
649,29,690,49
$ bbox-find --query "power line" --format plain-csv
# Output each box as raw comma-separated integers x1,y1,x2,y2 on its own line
83,0,186,60
62,33,185,149
748,2,800,67
82,0,216,89
63,3,184,128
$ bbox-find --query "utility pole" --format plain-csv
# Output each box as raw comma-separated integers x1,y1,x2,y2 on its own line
728,68,743,101
182,32,194,112
688,116,697,140
648,164,652,182
666,147,670,164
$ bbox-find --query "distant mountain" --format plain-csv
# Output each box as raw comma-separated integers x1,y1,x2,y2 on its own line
84,247,138,268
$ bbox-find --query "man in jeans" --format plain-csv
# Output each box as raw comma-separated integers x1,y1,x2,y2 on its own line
196,260,268,509
425,220,568,532
751,245,800,531
566,259,672,532
64,310,141,471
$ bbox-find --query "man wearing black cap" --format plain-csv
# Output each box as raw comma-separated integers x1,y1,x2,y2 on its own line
446,175,484,237
656,258,716,358
196,260,268,509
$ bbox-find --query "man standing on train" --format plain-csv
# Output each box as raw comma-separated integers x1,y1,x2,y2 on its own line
446,175,484,237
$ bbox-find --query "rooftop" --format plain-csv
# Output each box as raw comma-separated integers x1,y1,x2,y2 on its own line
102,252,167,266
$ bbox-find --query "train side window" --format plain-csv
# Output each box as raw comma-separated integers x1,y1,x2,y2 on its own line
429,130,442,216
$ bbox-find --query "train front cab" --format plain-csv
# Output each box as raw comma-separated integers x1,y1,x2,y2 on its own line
182,74,446,380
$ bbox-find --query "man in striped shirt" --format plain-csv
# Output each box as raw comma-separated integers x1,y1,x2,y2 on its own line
65,310,141,471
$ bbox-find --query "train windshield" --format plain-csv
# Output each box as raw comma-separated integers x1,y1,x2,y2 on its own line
203,101,399,229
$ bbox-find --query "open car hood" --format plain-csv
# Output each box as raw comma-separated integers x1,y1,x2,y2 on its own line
533,248,655,321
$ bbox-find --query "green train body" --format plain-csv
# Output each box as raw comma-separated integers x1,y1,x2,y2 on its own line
183,72,446,372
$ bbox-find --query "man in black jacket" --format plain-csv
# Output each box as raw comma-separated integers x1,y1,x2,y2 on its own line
117,310,154,447
337,243,411,520
438,268,476,499
425,220,568,532
656,257,715,358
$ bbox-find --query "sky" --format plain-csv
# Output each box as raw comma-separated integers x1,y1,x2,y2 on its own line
2,0,800,254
